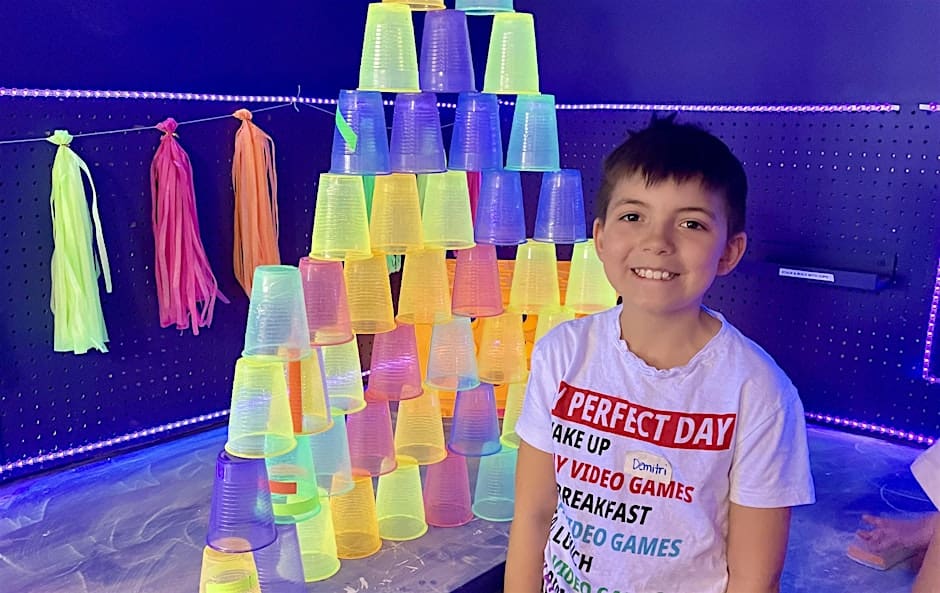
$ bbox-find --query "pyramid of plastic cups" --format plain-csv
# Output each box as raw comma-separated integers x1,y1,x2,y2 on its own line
452,244,504,318
456,0,514,14
344,254,396,334
426,316,480,391
534,169,588,243
254,524,306,593
226,357,296,459
423,451,474,527
472,446,517,521
370,173,424,254
242,266,312,362
476,313,528,384
535,305,575,342
397,248,453,324
383,0,445,10
422,170,476,249
199,546,261,593
368,322,424,401
296,490,341,582
359,3,420,92
474,170,526,245
448,383,502,456
320,339,366,415
331,472,382,559
420,10,475,93
449,92,502,171
506,94,559,171
286,352,332,435
298,257,354,347
207,451,278,553
376,455,428,540
566,239,618,313
483,12,539,94
395,388,447,464
390,93,447,173
265,435,321,525
309,413,355,496
499,380,527,447
310,173,372,261
508,239,560,314
347,398,398,476
330,90,391,175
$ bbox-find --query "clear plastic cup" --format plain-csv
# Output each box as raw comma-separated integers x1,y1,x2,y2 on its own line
347,398,398,477
423,451,474,527
426,316,480,391
226,357,296,459
475,313,527,384
376,456,429,541
254,524,306,593
320,339,366,415
368,322,424,401
474,170,526,245
370,173,424,254
207,451,277,553
309,173,372,261
330,90,391,176
533,169,588,244
472,446,517,521
296,492,341,582
384,0,445,10
198,546,261,593
265,434,321,525
243,266,312,362
359,3,421,92
331,472,383,559
456,0,514,15
397,248,453,324
482,12,539,94
448,383,502,457
449,92,502,171
565,239,617,313
505,94,559,171
420,10,475,93
395,388,447,464
452,244,504,318
308,413,355,496
508,239,560,314
298,257,354,348
286,352,332,435
534,305,575,342
499,380,527,448
390,92,447,173
422,170,475,249
344,254,397,334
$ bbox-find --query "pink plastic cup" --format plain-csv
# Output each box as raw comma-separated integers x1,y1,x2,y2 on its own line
451,244,504,318
423,451,474,527
346,398,398,477
367,322,424,402
298,257,353,347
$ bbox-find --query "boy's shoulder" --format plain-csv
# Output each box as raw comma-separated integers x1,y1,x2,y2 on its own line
718,315,798,396
535,306,619,354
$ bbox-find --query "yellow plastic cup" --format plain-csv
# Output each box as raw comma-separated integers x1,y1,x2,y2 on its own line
499,380,527,448
286,352,332,435
320,339,366,415
508,239,560,314
383,0,445,10
359,3,421,92
422,171,475,250
397,248,453,324
331,472,383,559
565,239,617,314
476,313,528,384
309,173,372,261
395,388,447,464
344,254,397,334
199,546,261,593
482,12,539,95
370,173,424,254
226,357,297,459
295,492,341,582
376,456,429,541
534,305,575,342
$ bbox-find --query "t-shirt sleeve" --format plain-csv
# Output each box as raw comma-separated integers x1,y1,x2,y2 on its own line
912,442,940,509
514,341,558,454
729,386,816,508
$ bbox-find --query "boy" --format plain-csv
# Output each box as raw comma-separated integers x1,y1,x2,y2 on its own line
506,117,816,593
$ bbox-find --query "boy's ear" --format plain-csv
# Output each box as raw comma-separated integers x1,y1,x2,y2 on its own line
717,232,747,276
593,218,605,253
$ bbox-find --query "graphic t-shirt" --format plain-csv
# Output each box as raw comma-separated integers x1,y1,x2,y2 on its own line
515,305,816,593
912,442,940,509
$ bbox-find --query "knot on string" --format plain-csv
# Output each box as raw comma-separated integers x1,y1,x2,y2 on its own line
46,129,73,146
156,118,179,135
233,108,253,122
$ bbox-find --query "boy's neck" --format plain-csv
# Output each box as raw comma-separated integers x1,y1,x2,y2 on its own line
617,304,721,371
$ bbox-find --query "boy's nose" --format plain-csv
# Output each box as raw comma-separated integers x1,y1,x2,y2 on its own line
640,226,674,254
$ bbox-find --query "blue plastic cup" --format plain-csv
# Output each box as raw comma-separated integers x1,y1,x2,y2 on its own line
506,94,559,171
207,451,277,553
254,524,306,593
420,10,476,93
448,383,501,457
474,170,526,245
456,0,514,15
450,92,502,171
472,445,517,521
308,413,355,496
390,92,447,173
533,169,588,243
330,90,391,175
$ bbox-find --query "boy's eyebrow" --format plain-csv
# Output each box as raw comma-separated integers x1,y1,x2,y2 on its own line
609,198,718,221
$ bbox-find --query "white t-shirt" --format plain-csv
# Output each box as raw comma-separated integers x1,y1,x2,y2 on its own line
515,305,816,593
912,442,940,509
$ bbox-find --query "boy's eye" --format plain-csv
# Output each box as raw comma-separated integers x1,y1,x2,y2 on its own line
620,213,640,222
680,220,705,230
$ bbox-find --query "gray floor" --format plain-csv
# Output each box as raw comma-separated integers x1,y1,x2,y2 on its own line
0,425,932,593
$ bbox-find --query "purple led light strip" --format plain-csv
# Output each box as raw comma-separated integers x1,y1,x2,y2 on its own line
922,258,940,384
806,412,935,446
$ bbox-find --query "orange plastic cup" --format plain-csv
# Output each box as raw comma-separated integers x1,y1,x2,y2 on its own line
331,472,382,559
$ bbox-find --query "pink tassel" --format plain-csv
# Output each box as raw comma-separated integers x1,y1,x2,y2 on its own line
151,118,228,334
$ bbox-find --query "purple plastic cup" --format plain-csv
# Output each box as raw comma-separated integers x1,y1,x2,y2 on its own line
449,92,502,171
533,169,588,243
474,170,526,245
420,10,476,93
347,398,398,476
254,524,306,593
423,451,474,527
207,450,277,553
448,383,502,457
330,90,391,175
390,92,447,173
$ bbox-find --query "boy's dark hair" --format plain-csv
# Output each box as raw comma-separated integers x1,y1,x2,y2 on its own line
595,114,747,236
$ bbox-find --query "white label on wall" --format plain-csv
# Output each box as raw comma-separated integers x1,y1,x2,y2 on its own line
778,267,835,283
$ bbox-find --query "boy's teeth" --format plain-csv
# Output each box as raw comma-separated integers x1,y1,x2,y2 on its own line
634,268,675,280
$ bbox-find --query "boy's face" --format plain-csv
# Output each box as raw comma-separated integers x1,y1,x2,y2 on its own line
593,174,747,319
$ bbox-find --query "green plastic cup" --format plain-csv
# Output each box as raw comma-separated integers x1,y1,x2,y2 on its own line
508,240,560,314
295,492,341,582
310,174,372,261
566,239,618,313
534,305,575,342
359,3,421,92
422,170,475,250
376,456,429,541
499,380,527,448
320,339,367,415
265,434,321,525
226,357,296,459
483,12,539,94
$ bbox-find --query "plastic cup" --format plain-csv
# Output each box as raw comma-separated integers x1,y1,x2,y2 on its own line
438,389,457,417
422,170,476,249
534,169,588,244
456,0,513,14
384,0,445,10
298,257,354,348
499,381,527,447
330,90,391,175
242,266,312,362
449,92,502,171
414,322,433,378
482,12,539,95
310,173,372,261
198,546,261,593
494,382,509,414
368,322,424,401
395,388,447,464
331,472,383,559
370,173,424,254
448,383,501,457
344,254,396,334
534,305,575,342
505,94,559,171
226,357,296,459
359,3,420,92
566,239,618,313
475,313,527,384
308,413,355,496
207,451,277,553
286,352,332,435
420,10,475,93
296,492,341,582
508,239,560,314
474,170,526,246
452,244,504,318
347,398,398,477
390,92,447,173
320,339,366,415
254,524,306,593
265,435,321,525
423,451,474,527
472,446,517,521
376,456,429,540
426,316,480,391
397,248,453,324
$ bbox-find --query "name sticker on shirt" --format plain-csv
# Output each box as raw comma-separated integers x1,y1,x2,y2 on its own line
625,451,673,485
